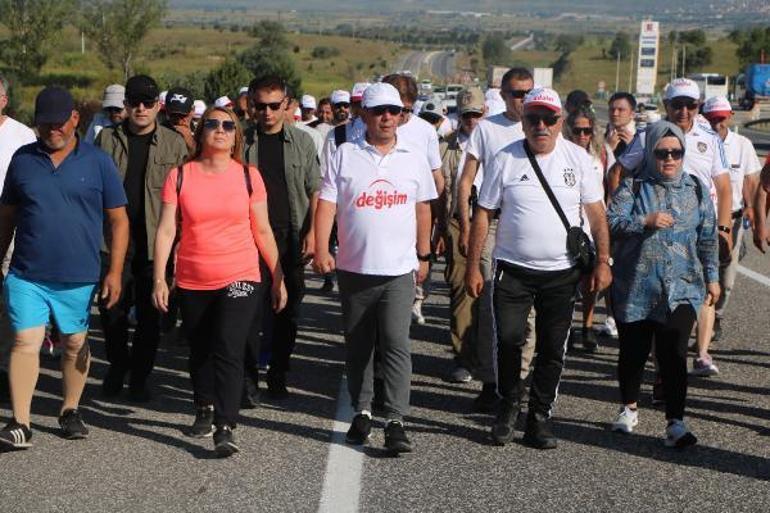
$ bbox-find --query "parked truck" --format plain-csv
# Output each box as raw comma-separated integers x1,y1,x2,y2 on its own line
740,64,770,110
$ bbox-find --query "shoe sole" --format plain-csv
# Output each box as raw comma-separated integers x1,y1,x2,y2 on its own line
665,432,698,448
610,423,636,434
384,441,413,454
0,438,32,449
522,434,558,450
62,432,89,440
215,442,240,457
690,368,719,377
188,427,214,438
345,433,371,445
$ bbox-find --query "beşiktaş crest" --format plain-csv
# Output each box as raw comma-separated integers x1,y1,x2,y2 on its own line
563,168,576,187
697,142,707,153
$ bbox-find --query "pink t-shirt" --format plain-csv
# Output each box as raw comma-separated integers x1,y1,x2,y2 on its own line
161,160,267,290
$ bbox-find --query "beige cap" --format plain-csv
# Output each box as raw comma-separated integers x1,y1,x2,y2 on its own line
457,87,485,115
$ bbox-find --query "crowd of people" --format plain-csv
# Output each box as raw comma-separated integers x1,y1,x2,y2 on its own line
0,66,768,457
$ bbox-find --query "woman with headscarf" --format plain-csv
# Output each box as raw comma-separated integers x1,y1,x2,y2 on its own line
606,121,719,448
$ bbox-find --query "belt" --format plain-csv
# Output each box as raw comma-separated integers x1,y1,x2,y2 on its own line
731,209,743,220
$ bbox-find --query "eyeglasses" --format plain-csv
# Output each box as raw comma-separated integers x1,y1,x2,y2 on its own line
105,107,124,114
333,102,351,109
126,99,157,109
502,89,532,99
401,107,413,114
571,127,593,136
461,111,484,120
254,100,285,112
368,105,403,116
669,99,698,111
202,118,237,132
524,113,560,127
653,148,685,161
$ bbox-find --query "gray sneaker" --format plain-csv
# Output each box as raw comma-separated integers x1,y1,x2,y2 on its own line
447,365,473,384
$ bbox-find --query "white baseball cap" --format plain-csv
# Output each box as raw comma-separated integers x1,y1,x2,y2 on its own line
159,90,168,106
702,95,732,118
362,82,403,109
664,78,700,101
523,87,562,113
301,94,317,109
351,82,371,102
238,86,249,96
330,90,351,105
214,95,233,109
102,84,125,109
193,100,206,118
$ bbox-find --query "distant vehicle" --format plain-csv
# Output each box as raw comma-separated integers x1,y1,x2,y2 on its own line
401,70,413,77
634,103,660,129
688,73,729,101
740,64,770,110
418,80,433,101
443,84,464,114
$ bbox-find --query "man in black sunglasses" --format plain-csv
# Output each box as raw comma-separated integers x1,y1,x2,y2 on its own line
85,84,127,144
466,87,612,449
95,74,188,402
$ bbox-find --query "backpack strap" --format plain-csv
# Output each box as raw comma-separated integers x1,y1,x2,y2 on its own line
334,124,347,148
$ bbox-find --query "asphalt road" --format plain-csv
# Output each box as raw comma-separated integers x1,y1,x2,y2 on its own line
2,242,769,512
394,51,455,81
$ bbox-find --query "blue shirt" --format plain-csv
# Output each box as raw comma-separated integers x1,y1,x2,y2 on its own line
607,174,719,324
1,140,127,283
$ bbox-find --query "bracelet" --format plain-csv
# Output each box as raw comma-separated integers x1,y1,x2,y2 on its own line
417,253,432,262
718,225,731,234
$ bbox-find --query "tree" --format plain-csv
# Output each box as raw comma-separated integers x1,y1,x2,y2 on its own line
608,31,631,60
238,21,301,96
0,0,75,78
481,33,510,66
686,47,713,69
554,34,583,55
79,0,167,81
733,26,770,66
204,58,251,103
678,29,706,47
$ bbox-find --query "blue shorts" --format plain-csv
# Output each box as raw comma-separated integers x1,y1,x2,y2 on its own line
3,272,96,334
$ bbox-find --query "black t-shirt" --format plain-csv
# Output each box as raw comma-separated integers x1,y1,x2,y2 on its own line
257,130,290,230
124,126,154,260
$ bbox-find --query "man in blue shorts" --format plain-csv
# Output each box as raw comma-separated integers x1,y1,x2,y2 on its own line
0,87,129,450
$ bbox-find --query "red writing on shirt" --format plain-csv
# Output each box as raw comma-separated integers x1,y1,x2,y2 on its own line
355,190,408,209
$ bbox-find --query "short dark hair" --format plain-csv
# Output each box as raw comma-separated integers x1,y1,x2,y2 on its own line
248,75,286,96
382,74,418,104
317,97,331,108
565,90,592,113
609,91,637,110
500,67,533,89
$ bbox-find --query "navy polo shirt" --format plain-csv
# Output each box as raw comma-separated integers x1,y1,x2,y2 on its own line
1,139,127,283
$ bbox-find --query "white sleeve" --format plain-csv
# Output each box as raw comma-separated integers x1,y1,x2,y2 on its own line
465,123,483,161
427,128,442,170
580,151,604,204
477,152,504,210
740,137,762,176
416,161,439,202
604,142,616,171
710,134,730,178
320,130,337,177
319,145,340,203
617,132,645,171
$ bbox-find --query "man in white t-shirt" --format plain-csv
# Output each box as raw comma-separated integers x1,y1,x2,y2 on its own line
0,75,37,401
466,88,611,449
314,83,437,454
701,96,761,352
300,94,318,125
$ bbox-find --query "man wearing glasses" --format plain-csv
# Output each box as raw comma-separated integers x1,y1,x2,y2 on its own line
85,84,127,144
244,75,320,399
611,78,732,378
466,88,611,449
456,67,537,412
96,75,188,402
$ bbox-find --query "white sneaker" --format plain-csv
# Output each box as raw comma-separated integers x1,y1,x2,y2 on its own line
611,407,639,433
690,356,719,377
664,419,698,448
411,302,425,325
597,316,618,338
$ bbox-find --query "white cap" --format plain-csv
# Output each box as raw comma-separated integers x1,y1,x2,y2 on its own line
214,95,233,108
301,94,317,109
330,90,351,105
159,90,168,105
238,86,249,96
193,100,206,118
102,84,125,109
664,78,700,101
484,88,506,116
362,82,403,109
412,100,424,116
351,82,371,102
702,95,732,117
523,87,562,112
294,106,302,120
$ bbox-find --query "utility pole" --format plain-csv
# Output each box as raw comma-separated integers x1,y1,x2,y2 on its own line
671,44,677,82
682,45,687,76
81,30,85,54
615,51,621,92
628,43,635,92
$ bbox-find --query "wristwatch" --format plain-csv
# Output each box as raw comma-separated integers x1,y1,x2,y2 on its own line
417,253,432,262
597,256,614,267
718,225,731,234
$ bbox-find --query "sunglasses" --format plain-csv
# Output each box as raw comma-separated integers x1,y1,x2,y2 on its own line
254,100,285,112
401,107,413,114
571,127,593,136
368,105,403,116
669,99,698,111
503,89,532,99
105,106,124,114
524,113,560,127
333,102,351,109
126,99,157,109
202,118,237,132
653,148,685,161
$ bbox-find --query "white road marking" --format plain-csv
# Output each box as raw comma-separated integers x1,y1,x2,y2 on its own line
737,265,770,288
317,377,364,513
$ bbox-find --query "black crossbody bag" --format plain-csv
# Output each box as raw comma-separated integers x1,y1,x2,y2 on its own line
523,141,596,273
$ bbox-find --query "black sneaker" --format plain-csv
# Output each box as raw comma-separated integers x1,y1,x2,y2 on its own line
522,412,557,450
241,375,260,409
473,383,500,413
0,419,33,449
383,420,412,454
582,328,598,353
189,405,214,438
59,409,89,440
345,413,372,445
320,275,335,293
372,377,386,414
712,318,722,342
266,370,289,400
213,425,239,457
651,379,666,406
0,369,10,404
101,366,125,398
490,401,520,446
567,329,579,353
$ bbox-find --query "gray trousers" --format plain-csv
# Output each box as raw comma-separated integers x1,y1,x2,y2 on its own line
338,270,414,422
715,216,744,319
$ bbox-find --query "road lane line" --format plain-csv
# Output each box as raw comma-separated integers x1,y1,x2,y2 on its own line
317,377,363,513
737,265,770,288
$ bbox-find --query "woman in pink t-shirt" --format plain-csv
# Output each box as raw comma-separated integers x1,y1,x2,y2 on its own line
151,106,287,457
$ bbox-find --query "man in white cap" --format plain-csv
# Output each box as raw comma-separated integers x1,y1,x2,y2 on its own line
214,95,234,109
191,100,206,131
85,84,127,144
466,87,611,449
350,82,370,119
611,77,732,377
235,86,250,122
300,94,317,125
701,96,761,347
314,82,437,454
